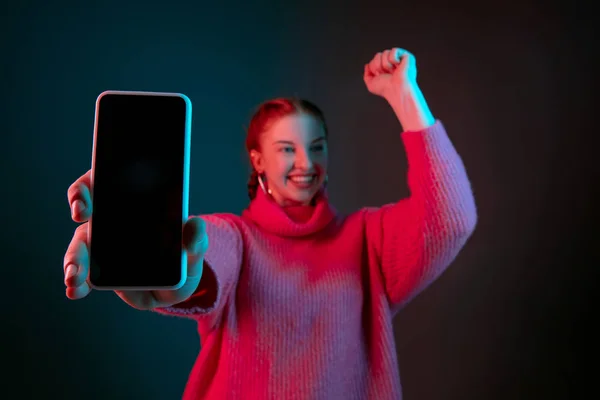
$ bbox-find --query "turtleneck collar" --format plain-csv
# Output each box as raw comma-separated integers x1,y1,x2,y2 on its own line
241,187,337,237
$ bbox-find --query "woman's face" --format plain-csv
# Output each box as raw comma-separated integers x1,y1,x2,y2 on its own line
251,113,328,206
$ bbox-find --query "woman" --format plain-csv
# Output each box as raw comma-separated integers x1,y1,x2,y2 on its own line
64,47,477,400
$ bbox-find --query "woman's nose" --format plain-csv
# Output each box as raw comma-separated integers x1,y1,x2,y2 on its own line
295,150,314,170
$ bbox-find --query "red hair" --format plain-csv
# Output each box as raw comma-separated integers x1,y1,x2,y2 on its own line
245,97,328,200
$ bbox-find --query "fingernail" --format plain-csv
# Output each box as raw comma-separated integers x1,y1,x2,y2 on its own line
71,200,84,219
65,264,78,284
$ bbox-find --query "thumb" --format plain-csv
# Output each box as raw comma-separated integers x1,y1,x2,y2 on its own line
182,217,209,277
394,49,417,81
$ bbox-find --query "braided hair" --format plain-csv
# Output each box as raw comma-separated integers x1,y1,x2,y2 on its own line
247,169,261,200
245,97,328,200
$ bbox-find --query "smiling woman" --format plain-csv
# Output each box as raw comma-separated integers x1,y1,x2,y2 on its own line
64,47,478,400
245,98,330,207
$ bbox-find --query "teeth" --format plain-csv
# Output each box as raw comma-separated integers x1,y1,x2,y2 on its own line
289,176,314,183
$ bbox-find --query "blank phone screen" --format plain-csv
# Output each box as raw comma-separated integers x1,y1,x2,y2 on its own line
89,93,189,288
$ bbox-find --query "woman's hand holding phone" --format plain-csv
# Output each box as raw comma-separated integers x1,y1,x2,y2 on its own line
63,170,208,310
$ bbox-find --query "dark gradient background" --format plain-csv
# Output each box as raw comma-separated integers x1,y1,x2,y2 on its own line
2,0,595,399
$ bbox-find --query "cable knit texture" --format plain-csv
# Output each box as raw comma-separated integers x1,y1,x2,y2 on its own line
153,120,478,400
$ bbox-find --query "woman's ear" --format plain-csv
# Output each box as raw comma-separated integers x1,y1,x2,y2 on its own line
249,149,263,173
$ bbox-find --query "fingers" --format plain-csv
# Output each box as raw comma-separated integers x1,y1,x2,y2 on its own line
363,64,374,81
67,281,93,300
64,223,92,300
67,170,93,223
63,216,211,309
381,50,394,73
366,48,413,76
114,290,159,311
183,216,209,278
182,216,208,252
367,52,383,76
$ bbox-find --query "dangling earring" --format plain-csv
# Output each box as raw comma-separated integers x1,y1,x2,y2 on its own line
257,173,266,194
324,174,329,186
258,173,272,195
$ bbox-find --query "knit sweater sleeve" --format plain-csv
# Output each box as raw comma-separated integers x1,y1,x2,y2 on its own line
364,120,477,314
152,213,243,331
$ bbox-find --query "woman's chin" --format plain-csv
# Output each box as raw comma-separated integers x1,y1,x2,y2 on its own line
283,189,316,205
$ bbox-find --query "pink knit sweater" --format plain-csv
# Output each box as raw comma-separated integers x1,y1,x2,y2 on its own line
154,120,477,400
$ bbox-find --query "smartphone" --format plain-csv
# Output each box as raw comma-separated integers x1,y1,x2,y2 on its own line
88,91,192,291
